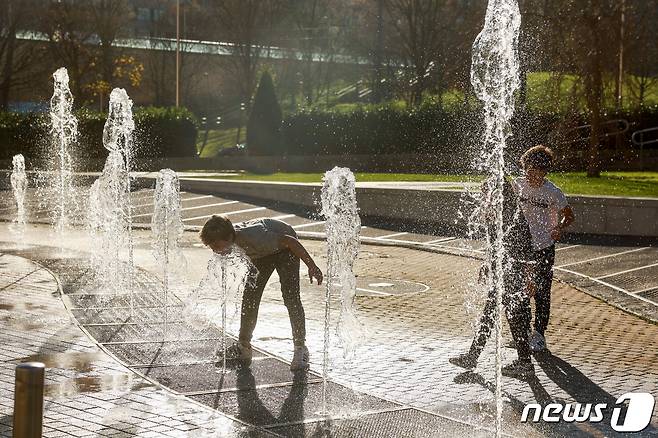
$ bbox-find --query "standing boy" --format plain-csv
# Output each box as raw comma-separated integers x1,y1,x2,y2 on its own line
450,180,535,378
200,215,323,371
514,145,575,352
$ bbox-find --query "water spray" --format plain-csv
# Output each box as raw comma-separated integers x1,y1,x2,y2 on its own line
152,169,186,340
50,68,78,232
10,154,28,227
469,0,521,435
319,166,363,415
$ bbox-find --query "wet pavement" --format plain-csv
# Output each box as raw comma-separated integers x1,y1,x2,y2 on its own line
0,251,259,437
0,185,657,437
0,186,655,322
0,242,500,437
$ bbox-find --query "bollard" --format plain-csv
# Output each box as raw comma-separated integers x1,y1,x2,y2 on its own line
13,362,45,438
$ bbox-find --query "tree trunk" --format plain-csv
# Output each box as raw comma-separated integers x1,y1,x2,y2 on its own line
586,68,603,178
372,0,384,103
0,30,15,110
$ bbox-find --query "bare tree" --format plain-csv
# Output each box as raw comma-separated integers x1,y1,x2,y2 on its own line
139,2,207,107
535,0,620,176
40,0,96,100
209,0,276,106
624,0,658,108
384,0,455,106
0,0,43,109
90,0,132,84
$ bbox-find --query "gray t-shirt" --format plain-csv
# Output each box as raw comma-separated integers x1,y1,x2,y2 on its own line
234,218,296,260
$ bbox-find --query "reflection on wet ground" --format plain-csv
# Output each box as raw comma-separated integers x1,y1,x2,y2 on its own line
0,249,254,437
16,352,106,373
44,374,154,398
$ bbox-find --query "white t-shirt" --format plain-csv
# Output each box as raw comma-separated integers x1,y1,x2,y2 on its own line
512,177,568,251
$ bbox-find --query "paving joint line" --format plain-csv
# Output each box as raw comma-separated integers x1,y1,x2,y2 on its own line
259,406,412,430
183,206,266,222
555,266,658,307
181,379,325,396
595,262,658,280
556,247,650,268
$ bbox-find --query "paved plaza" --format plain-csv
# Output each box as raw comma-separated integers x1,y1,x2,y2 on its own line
0,186,657,437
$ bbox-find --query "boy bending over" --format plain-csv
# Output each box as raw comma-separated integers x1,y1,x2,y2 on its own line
200,215,323,371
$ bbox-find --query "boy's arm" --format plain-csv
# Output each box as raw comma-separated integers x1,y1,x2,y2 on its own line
551,205,575,241
279,234,323,285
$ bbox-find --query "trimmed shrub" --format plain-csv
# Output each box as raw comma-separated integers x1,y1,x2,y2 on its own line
247,72,283,155
280,103,658,161
0,106,198,161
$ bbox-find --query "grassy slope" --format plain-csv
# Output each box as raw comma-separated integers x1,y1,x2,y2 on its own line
196,128,240,158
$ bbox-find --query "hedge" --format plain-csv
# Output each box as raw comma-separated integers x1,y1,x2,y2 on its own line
0,106,198,161
280,103,658,160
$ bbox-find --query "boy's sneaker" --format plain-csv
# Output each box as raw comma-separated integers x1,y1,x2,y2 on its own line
226,342,252,363
449,352,478,370
290,345,310,371
529,330,547,353
502,359,534,379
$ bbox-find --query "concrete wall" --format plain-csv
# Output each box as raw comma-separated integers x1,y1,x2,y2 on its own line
148,150,658,173
139,178,658,238
567,195,658,237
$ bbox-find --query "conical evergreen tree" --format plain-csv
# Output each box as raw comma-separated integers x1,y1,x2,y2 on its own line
247,72,282,155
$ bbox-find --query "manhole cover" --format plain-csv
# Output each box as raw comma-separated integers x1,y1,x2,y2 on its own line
354,277,429,296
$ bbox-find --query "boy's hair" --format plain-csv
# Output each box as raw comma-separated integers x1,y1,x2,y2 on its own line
200,215,235,245
520,145,554,171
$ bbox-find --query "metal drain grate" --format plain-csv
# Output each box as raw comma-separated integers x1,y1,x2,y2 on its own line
268,408,477,438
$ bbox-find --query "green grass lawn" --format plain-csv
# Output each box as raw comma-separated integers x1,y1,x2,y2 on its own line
548,172,658,198
196,171,658,198
196,128,241,158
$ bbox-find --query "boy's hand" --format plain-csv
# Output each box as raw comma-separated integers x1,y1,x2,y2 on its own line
478,265,488,285
526,279,537,297
308,263,323,285
550,227,562,242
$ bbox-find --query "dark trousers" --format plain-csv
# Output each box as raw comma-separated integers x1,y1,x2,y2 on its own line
532,245,555,336
470,261,532,362
239,250,306,347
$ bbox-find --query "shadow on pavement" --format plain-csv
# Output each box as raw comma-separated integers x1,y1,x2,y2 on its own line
207,367,309,429
535,351,657,437
454,364,595,438
0,414,11,436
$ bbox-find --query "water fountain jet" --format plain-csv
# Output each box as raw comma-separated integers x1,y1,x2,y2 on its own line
183,247,256,374
10,154,28,227
88,89,135,301
319,166,363,415
468,0,521,436
49,68,78,232
152,169,186,340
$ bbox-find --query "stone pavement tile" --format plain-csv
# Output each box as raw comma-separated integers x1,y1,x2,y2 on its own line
0,251,262,437
4,224,658,435
246,240,658,434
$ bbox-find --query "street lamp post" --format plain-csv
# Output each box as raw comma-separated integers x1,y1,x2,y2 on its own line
617,0,625,111
176,0,180,107
236,102,246,146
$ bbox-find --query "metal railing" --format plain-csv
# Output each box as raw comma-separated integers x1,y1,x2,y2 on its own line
632,127,658,148
562,119,630,145
631,126,658,169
